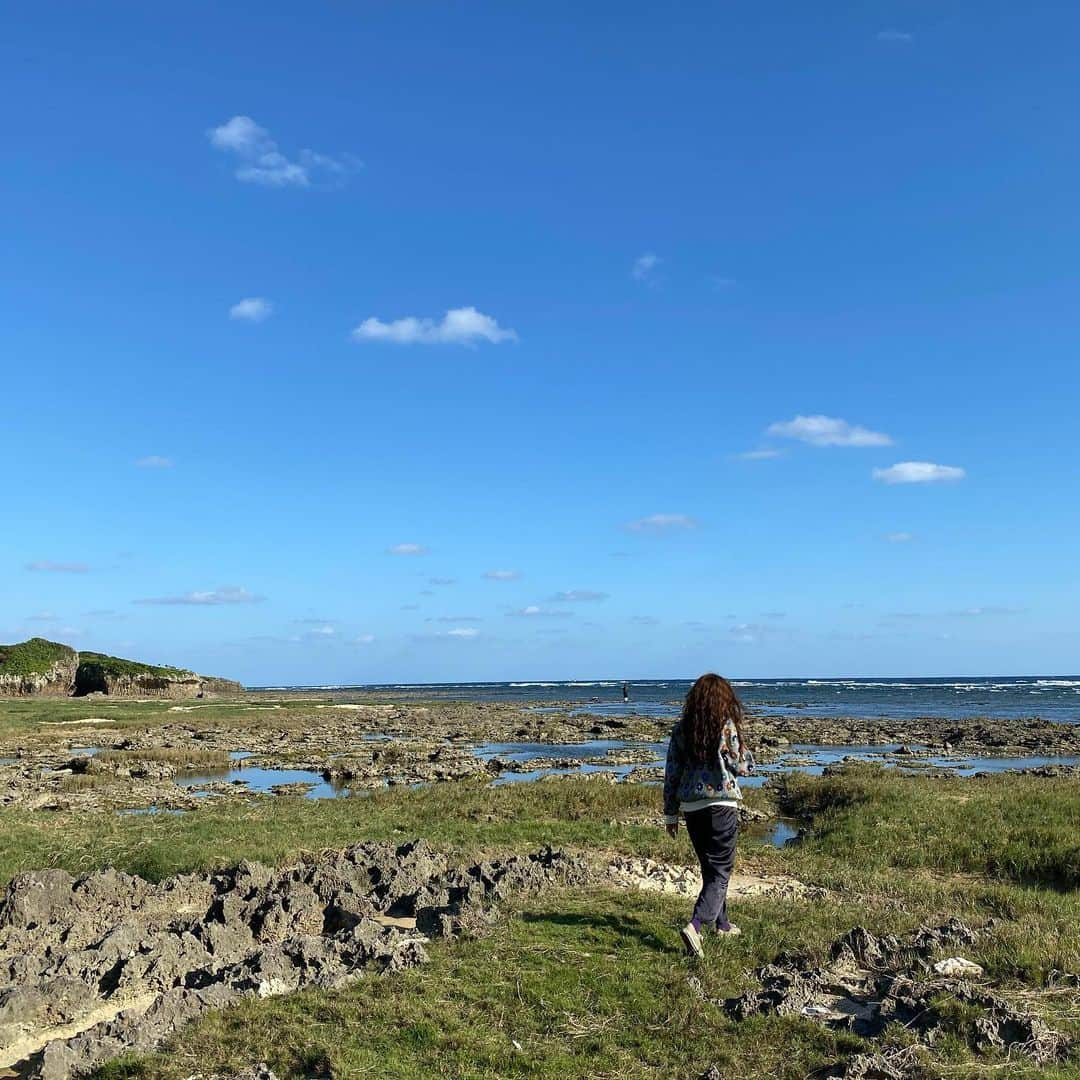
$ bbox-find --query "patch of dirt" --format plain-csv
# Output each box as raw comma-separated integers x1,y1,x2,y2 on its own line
712,918,1071,1076
604,855,826,900
0,841,588,1078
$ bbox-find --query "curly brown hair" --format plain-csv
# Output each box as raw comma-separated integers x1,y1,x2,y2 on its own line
681,672,747,765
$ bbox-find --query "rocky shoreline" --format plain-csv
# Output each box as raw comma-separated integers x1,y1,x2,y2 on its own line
0,697,1077,814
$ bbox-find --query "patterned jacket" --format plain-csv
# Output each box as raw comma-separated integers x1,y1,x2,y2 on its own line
663,718,754,823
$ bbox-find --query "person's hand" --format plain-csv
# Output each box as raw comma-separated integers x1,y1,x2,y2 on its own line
665,821,679,838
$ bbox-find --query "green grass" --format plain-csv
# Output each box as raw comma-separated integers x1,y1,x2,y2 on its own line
0,767,1074,1078
0,637,75,677
778,763,1080,890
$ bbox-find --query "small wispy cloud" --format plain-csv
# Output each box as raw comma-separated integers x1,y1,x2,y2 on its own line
304,624,336,638
631,615,660,626
26,612,59,622
549,589,609,603
25,560,89,574
877,29,914,43
352,307,517,346
208,116,359,188
507,606,572,619
353,633,376,645
884,532,915,543
135,455,174,469
430,615,482,623
428,577,457,586
767,415,893,447
949,606,1020,617
873,462,965,485
229,297,273,323
135,585,264,606
736,448,783,461
624,513,697,533
389,543,427,556
631,253,661,282
443,627,480,639
483,569,521,581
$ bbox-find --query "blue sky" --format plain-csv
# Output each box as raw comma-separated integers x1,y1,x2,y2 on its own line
3,2,1078,683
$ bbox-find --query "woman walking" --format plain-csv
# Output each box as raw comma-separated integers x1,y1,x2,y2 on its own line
663,673,754,957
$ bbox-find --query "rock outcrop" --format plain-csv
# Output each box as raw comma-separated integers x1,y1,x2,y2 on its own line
0,840,589,1077
0,639,241,699
0,640,78,697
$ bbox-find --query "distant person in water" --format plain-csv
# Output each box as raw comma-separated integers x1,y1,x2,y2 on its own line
622,681,629,702
663,673,754,958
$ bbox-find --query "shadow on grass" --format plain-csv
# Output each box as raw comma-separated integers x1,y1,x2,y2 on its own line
519,910,672,952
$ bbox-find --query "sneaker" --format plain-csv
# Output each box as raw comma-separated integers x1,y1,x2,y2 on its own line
715,922,742,936
680,922,704,958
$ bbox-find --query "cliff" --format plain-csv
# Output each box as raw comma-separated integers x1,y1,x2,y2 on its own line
0,639,242,699
0,638,79,696
74,652,241,699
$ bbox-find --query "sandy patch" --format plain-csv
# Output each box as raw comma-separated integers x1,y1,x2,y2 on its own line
168,704,283,712
604,855,826,900
41,718,115,726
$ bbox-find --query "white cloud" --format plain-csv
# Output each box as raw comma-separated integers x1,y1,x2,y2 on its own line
736,449,783,461
136,585,264,606
26,612,59,622
230,297,273,323
207,116,358,188
507,606,572,618
428,577,456,586
884,532,914,543
305,624,336,637
483,569,520,581
444,627,479,638
624,513,697,533
872,462,965,485
25,560,89,573
354,633,376,645
550,590,609,602
631,615,660,626
767,415,893,447
352,307,517,346
135,455,174,469
632,253,660,281
389,543,427,556
949,606,1019,617
877,29,913,42
431,615,482,623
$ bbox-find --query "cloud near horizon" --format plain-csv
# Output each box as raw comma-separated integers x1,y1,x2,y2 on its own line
135,585,264,606
507,606,572,618
229,297,273,322
767,414,893,447
208,116,358,188
624,513,697,533
736,448,783,461
873,462,966,484
352,307,517,346
549,589,609,602
388,543,427,556
483,569,520,581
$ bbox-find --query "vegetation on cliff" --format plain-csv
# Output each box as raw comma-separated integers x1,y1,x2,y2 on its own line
76,651,194,680
0,638,76,677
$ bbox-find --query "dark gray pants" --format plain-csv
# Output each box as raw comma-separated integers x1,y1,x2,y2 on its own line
684,804,739,927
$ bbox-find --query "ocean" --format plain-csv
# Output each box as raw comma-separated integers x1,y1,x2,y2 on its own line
256,676,1080,724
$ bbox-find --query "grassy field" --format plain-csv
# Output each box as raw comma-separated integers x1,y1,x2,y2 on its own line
0,764,1075,1078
